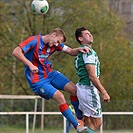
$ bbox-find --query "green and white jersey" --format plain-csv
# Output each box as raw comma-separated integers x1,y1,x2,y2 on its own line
74,45,100,86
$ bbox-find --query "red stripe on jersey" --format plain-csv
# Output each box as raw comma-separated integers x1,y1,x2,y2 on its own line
42,44,47,54
19,36,34,48
59,103,69,112
39,59,48,78
70,96,78,102
56,45,63,51
32,36,40,83
41,45,53,78
47,64,52,73
50,46,56,53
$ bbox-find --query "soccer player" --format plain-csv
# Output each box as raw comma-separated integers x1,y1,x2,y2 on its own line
12,28,89,133
74,27,110,133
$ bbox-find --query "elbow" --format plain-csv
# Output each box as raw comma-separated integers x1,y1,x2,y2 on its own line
12,46,21,57
12,49,17,57
12,50,15,56
89,76,93,81
89,75,96,81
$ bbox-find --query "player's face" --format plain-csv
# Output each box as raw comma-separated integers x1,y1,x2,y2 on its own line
81,30,93,44
48,35,64,47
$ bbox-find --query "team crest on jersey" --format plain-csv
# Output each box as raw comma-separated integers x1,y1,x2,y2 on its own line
39,46,43,50
40,88,45,93
46,47,51,53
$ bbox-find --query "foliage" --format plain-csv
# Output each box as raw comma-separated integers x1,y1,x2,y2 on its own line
0,0,132,110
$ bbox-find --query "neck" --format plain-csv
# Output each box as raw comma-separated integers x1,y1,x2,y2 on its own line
81,43,92,48
42,35,49,44
88,43,92,48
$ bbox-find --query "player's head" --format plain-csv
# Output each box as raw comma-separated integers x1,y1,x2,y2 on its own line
47,28,66,47
50,28,66,43
75,27,93,45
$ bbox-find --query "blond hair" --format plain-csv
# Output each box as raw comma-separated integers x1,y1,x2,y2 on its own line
50,28,66,42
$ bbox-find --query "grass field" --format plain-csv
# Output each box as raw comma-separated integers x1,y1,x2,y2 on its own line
0,127,133,133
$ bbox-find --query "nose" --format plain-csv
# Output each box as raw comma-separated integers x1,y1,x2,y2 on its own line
54,42,59,46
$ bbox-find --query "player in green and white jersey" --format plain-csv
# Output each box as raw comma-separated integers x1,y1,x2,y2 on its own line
75,45,100,86
74,27,110,133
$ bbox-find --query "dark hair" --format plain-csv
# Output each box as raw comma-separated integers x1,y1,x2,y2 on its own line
75,27,87,44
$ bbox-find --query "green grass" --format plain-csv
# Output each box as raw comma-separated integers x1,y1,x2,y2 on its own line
0,126,132,133
0,126,76,133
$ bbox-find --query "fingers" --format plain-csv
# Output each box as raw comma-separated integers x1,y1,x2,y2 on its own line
29,65,38,73
103,99,110,102
102,94,110,102
103,97,110,102
32,69,38,73
79,47,90,53
82,49,89,53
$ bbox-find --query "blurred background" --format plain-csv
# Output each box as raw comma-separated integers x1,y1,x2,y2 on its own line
0,0,133,133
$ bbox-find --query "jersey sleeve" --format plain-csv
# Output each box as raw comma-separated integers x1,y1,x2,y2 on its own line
56,43,68,51
19,36,37,53
83,53,96,65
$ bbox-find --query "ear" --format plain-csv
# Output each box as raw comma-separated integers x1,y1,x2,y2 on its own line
51,32,56,37
78,37,83,42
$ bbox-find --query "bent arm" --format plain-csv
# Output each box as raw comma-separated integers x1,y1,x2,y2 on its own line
86,64,106,94
12,46,38,73
86,64,110,102
12,46,32,67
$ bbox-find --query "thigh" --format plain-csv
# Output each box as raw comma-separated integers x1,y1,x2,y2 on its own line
84,116,102,130
51,71,70,90
77,84,89,112
36,83,57,100
77,84,102,118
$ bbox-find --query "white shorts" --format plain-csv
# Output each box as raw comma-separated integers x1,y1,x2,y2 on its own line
76,83,102,118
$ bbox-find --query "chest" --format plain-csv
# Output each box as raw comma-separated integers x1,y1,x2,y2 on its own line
37,45,55,59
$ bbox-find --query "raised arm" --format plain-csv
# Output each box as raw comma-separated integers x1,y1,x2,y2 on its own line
65,46,90,56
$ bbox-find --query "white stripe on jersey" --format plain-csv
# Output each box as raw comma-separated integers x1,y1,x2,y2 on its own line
62,45,68,52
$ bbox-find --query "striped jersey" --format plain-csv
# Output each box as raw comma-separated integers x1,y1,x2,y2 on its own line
19,34,67,83
74,45,100,86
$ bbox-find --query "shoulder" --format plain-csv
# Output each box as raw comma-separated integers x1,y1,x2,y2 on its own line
86,47,97,57
19,35,39,49
22,35,39,44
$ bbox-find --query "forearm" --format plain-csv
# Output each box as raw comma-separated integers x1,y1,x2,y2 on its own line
89,76,107,94
65,47,89,56
67,48,80,56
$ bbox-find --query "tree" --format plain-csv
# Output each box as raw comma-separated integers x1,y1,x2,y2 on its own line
0,0,132,130
0,0,132,102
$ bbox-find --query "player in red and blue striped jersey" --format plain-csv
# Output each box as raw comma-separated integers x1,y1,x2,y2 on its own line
12,28,89,133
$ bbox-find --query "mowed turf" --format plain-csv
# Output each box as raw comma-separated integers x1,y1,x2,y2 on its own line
0,127,75,133
0,127,132,133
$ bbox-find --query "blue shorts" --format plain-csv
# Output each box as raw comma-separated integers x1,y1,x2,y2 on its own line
29,71,70,100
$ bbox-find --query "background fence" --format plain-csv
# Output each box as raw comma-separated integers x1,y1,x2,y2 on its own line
0,95,133,133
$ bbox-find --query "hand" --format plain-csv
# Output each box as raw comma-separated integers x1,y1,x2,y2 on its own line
78,46,91,53
29,65,38,73
102,92,110,102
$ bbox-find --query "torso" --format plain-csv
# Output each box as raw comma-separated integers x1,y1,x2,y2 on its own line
74,45,100,86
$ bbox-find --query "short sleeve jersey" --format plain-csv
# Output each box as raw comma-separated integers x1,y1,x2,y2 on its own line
19,34,67,83
74,45,100,86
